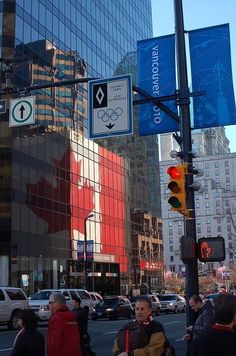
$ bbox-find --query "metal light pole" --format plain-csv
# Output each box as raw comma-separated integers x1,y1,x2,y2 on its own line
84,213,94,290
174,0,199,327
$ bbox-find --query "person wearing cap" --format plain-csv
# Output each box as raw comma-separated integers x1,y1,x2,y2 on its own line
47,292,81,356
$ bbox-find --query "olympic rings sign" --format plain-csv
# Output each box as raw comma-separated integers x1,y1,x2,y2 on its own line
97,107,123,122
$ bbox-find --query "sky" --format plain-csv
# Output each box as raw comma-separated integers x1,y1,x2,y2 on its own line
151,0,236,152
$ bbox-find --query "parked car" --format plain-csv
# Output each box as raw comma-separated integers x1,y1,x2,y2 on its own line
158,294,186,313
28,288,93,321
129,294,161,315
89,292,103,308
0,287,28,330
92,296,133,320
204,293,219,305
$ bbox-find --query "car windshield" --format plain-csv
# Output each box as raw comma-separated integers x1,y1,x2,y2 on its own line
97,298,117,307
30,291,58,300
159,295,176,301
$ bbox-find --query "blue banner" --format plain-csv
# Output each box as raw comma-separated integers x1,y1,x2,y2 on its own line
137,35,178,135
189,24,236,129
86,240,94,261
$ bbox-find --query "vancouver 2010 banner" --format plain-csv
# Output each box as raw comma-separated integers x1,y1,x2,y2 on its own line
137,35,178,135
189,24,236,129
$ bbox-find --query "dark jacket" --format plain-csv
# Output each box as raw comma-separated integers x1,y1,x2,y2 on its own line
113,319,166,356
10,329,45,356
73,306,88,337
192,300,214,339
190,324,236,356
47,306,81,356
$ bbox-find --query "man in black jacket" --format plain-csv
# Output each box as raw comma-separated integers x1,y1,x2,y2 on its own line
190,293,236,356
72,296,95,356
184,294,214,341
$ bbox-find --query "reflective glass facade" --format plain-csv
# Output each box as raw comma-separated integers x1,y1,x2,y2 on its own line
0,0,164,294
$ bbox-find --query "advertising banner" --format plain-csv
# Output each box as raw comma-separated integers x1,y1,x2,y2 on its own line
86,240,94,261
77,240,84,261
189,24,236,129
137,35,178,135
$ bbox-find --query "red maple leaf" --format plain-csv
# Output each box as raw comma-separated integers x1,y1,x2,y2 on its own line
26,148,95,235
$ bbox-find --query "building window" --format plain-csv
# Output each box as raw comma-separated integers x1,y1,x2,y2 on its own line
206,210,210,215
170,256,174,262
226,200,230,206
217,226,221,232
216,201,220,206
207,227,211,233
225,169,229,175
206,218,210,224
168,221,172,227
196,202,200,208
168,213,172,218
225,161,229,167
197,219,201,225
215,170,219,176
205,163,209,169
197,227,201,233
205,194,209,200
205,170,209,177
217,218,221,223
226,177,230,183
226,185,230,191
205,202,209,208
215,162,219,168
178,221,182,226
227,217,231,223
227,225,231,231
216,208,221,214
170,246,173,252
169,237,173,243
169,229,173,235
178,229,182,235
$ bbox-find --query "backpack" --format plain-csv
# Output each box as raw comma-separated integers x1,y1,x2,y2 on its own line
161,337,176,356
116,321,148,352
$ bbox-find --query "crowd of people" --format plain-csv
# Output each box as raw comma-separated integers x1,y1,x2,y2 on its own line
8,292,236,356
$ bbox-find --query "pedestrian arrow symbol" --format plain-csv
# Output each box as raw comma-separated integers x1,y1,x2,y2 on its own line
9,96,35,127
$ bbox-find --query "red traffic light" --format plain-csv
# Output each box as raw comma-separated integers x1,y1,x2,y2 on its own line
197,237,225,262
167,166,182,179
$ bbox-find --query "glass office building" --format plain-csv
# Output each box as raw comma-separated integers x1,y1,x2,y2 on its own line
0,0,163,294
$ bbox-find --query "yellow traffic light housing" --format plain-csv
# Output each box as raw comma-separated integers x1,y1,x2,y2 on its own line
167,163,188,217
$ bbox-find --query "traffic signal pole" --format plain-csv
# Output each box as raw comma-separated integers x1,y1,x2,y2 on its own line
174,0,199,326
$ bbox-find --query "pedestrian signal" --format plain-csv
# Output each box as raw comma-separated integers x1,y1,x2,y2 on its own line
167,163,188,216
197,237,225,262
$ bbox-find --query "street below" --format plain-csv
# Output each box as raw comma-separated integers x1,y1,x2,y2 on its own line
0,312,187,355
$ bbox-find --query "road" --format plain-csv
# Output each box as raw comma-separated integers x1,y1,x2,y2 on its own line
0,313,187,355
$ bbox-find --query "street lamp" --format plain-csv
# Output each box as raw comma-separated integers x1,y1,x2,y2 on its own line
84,213,94,290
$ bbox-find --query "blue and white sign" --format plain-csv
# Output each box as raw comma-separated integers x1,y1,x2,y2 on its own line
9,96,35,127
89,75,133,139
189,24,236,129
137,35,178,135
0,99,7,114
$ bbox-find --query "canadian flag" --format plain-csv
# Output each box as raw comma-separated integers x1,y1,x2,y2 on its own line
24,133,128,273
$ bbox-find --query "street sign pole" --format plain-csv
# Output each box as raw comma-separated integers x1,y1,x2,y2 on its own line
174,0,199,327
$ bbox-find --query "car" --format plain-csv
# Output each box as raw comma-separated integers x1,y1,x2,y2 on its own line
0,287,28,330
129,295,161,316
89,292,103,308
28,288,93,321
204,293,219,305
158,294,186,313
92,296,133,320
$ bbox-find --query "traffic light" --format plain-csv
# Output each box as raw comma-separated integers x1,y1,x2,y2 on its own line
197,237,225,262
167,163,188,216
